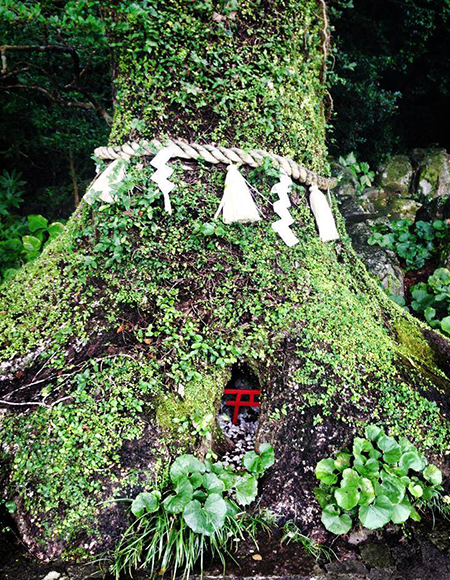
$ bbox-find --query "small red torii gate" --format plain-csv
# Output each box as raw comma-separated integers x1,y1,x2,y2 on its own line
223,388,261,425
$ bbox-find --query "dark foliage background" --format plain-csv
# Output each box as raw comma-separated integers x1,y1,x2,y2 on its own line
1,0,450,217
328,0,450,164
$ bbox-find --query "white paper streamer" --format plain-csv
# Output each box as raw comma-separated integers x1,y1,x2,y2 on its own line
214,165,260,224
84,159,127,205
270,172,299,247
309,184,339,242
150,147,176,214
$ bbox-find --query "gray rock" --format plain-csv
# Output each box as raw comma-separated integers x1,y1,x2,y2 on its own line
376,155,414,195
360,190,421,222
416,149,450,199
345,220,404,297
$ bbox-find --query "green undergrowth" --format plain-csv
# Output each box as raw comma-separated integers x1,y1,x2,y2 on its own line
108,0,327,171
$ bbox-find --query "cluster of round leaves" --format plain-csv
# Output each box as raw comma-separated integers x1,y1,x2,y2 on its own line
131,444,275,537
315,425,444,535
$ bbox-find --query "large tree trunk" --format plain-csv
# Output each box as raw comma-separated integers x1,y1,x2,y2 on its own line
1,0,450,562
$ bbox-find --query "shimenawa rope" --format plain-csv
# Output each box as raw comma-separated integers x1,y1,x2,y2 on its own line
94,138,337,190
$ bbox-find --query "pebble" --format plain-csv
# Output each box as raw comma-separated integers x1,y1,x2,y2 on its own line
42,573,61,580
218,399,259,469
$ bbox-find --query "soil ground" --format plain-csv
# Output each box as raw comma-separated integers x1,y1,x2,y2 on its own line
2,515,450,580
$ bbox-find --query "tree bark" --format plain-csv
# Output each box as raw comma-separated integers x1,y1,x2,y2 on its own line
0,0,449,562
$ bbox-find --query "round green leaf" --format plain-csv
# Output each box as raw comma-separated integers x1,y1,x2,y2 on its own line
315,458,338,485
342,468,360,487
355,458,379,477
359,495,393,530
28,214,48,233
353,437,373,455
242,451,260,474
391,500,412,524
22,235,42,253
408,482,423,499
399,452,422,472
378,475,405,504
163,478,193,513
359,478,375,506
259,443,275,470
183,493,227,536
377,435,402,464
235,473,258,506
203,472,225,494
441,316,450,335
321,505,352,535
218,470,236,491
335,486,360,510
170,454,205,484
334,452,351,471
365,425,382,441
423,464,442,486
131,492,160,517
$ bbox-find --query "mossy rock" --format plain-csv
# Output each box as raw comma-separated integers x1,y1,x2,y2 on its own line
376,154,414,195
416,149,450,199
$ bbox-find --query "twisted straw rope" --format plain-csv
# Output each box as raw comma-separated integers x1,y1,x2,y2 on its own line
94,138,337,190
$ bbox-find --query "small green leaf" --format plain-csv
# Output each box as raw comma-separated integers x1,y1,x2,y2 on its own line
359,478,375,506
218,470,236,491
242,451,260,473
131,492,160,517
259,443,275,470
5,500,16,514
342,468,360,487
377,475,405,504
410,507,421,521
359,495,393,530
408,483,423,498
202,472,224,494
365,425,382,441
440,317,450,335
163,478,193,513
334,452,351,471
321,505,352,535
353,437,373,455
423,464,443,486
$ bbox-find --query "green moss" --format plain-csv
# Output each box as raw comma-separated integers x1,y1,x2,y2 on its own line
393,316,438,370
0,222,85,362
156,366,229,449
107,0,327,171
0,357,164,543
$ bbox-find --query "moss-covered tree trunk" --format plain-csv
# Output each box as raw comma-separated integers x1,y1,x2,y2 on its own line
1,0,450,562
